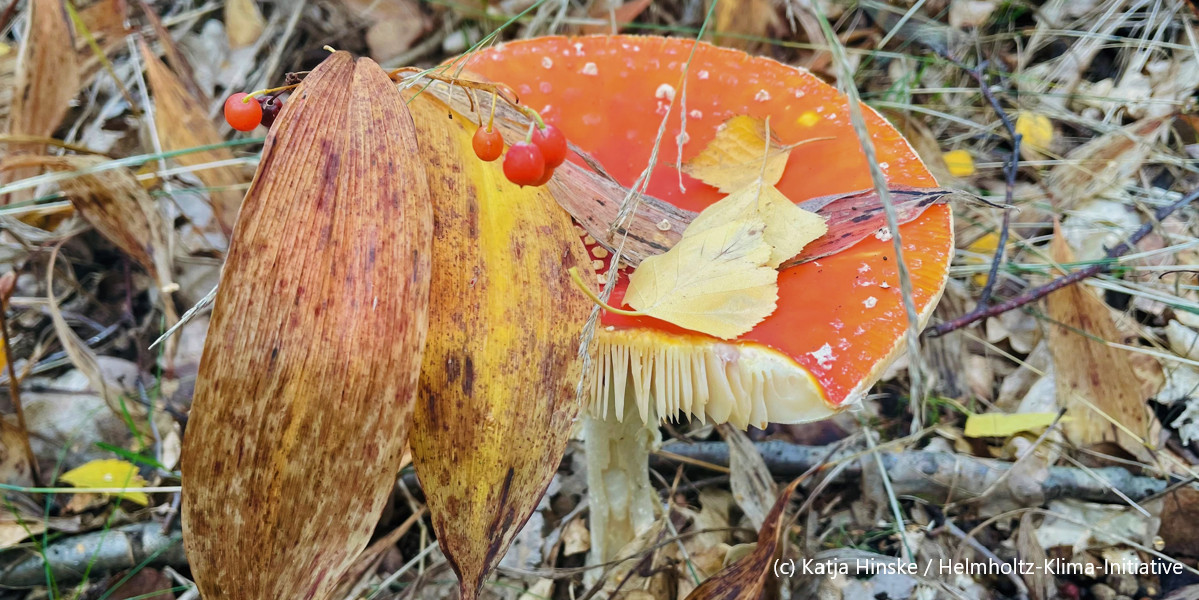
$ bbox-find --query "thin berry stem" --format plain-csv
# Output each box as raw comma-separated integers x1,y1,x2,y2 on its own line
487,89,498,132
245,84,299,102
568,268,644,317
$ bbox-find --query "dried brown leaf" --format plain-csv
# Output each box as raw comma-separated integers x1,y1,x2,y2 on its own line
224,0,265,48
720,424,778,529
103,568,175,600
139,40,244,235
7,155,171,290
5,0,81,204
45,245,115,411
1160,486,1199,557
1046,117,1169,210
685,475,803,599
407,92,592,600
181,51,433,600
135,0,203,100
8,0,79,140
75,0,130,77
1045,224,1157,462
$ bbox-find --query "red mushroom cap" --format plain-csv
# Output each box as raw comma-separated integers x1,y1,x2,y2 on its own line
463,36,953,429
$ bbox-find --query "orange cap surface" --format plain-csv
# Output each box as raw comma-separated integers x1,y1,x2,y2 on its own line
463,36,953,428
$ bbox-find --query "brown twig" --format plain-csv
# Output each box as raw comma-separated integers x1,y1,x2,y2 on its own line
0,271,41,487
926,185,1199,337
968,61,1021,307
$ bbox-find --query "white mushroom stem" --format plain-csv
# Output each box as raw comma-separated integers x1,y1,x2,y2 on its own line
582,328,838,570
583,391,660,569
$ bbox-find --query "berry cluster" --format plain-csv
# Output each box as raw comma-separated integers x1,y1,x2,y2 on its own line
224,75,568,188
224,92,286,131
474,122,567,187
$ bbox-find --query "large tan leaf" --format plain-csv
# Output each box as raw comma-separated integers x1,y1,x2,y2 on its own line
624,218,778,339
138,40,244,236
1045,225,1156,462
407,92,592,600
180,51,432,600
686,182,826,268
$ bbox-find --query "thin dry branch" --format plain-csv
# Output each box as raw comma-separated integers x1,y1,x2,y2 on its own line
928,185,1199,336
652,440,1178,505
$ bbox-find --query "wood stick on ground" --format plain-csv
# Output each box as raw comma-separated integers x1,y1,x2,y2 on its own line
651,440,1179,505
0,522,186,588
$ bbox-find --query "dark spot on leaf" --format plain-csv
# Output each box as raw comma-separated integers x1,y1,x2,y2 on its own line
462,355,474,396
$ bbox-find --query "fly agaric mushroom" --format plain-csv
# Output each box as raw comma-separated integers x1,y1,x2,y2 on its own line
462,36,952,565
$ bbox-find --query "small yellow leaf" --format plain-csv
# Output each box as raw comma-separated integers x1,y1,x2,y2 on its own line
686,183,826,268
1016,112,1053,152
625,219,778,339
942,149,975,177
683,116,790,193
966,232,999,286
59,459,149,505
963,413,1061,438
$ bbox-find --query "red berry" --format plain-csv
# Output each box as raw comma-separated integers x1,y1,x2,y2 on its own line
258,95,284,128
224,93,263,131
531,167,555,187
503,142,545,187
530,123,567,168
472,126,504,162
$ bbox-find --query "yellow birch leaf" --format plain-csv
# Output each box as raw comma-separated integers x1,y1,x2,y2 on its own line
624,219,778,339
682,116,790,193
1016,112,1053,152
963,413,1062,438
942,149,975,177
685,182,826,267
966,232,999,287
59,459,149,506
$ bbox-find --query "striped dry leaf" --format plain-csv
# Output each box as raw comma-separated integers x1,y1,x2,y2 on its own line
4,0,81,204
138,40,245,236
8,0,79,141
180,51,432,600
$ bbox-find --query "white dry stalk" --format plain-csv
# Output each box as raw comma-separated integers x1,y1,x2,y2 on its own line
812,7,928,430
